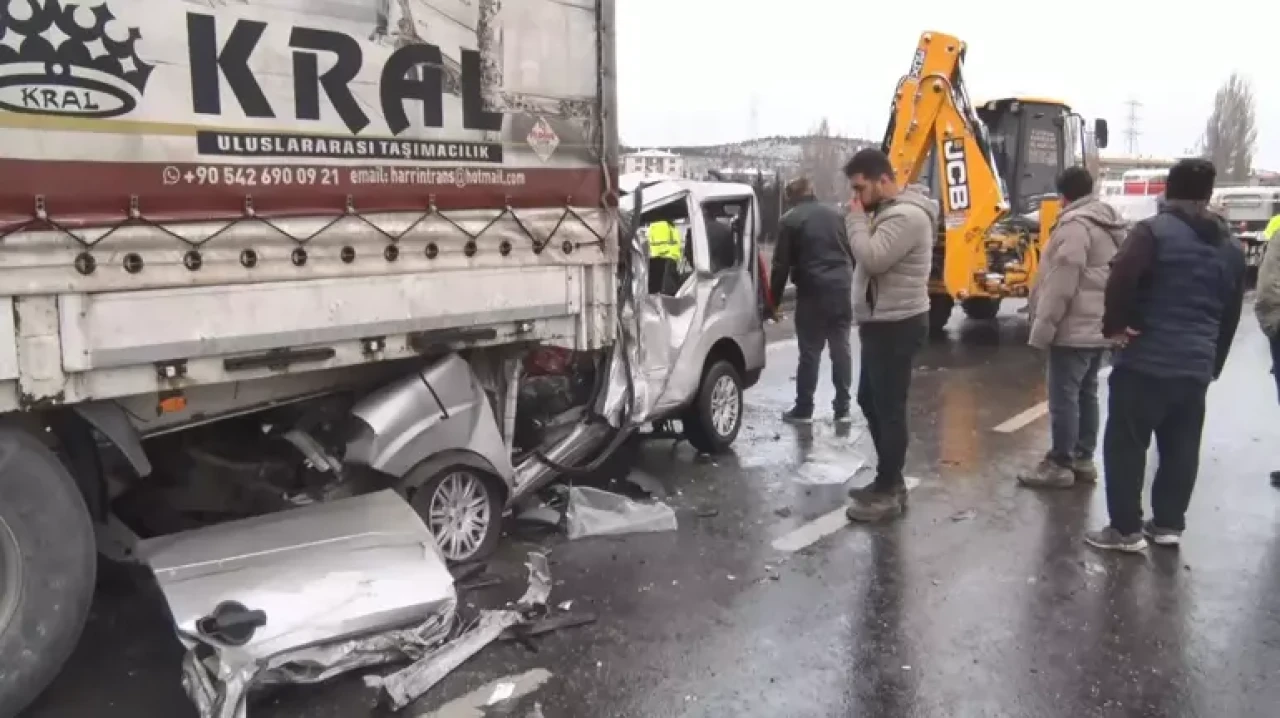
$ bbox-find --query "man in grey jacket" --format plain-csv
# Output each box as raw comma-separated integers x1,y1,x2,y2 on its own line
1255,234,1280,486
841,148,935,522
1018,167,1127,489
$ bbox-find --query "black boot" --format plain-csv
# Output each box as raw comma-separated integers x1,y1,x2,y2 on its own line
846,483,907,522
782,406,813,425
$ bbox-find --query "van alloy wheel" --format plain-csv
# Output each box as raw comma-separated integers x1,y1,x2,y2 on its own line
424,470,493,563
682,360,744,455
709,374,741,438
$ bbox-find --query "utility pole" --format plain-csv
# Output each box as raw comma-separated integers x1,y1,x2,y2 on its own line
1124,98,1142,155
748,94,759,140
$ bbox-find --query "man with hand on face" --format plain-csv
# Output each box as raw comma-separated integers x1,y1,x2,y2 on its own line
841,148,936,523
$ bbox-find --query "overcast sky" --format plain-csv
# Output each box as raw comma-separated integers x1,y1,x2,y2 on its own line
615,0,1276,168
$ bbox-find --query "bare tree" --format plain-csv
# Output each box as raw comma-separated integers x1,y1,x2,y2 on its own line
1202,73,1257,183
799,118,847,203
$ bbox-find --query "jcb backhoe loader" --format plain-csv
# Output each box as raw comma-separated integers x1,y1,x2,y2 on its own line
881,31,1109,332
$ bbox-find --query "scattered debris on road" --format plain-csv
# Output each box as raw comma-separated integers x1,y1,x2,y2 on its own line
502,611,599,645
565,485,678,539
370,553,553,710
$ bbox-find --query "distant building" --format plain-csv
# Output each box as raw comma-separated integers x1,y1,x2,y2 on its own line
1098,153,1280,187
621,149,685,177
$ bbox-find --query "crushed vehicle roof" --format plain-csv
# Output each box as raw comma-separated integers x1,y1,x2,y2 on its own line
621,179,757,210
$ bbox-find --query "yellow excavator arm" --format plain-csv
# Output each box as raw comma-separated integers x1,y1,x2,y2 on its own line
877,31,1104,330
881,31,1012,299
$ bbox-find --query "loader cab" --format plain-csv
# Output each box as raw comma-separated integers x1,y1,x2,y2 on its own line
977,98,1108,216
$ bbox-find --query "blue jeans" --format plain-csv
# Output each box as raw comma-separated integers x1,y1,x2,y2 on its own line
1047,347,1106,464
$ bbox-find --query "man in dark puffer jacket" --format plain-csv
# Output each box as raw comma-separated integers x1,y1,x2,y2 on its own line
771,178,855,425
1085,158,1246,553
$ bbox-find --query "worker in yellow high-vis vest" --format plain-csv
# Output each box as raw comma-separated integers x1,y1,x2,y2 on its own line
1264,213,1280,242
646,219,683,295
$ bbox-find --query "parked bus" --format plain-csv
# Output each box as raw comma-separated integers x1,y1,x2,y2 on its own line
1121,168,1168,196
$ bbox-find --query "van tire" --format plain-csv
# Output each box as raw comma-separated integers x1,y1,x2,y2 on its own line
682,361,744,455
0,427,96,718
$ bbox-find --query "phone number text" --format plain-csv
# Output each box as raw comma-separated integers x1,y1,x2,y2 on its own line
163,166,340,187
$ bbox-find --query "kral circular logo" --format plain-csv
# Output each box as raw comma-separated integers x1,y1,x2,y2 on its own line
0,0,153,118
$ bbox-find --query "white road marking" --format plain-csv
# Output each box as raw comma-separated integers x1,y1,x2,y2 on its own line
991,365,1113,433
766,337,798,353
771,507,850,552
771,477,923,553
992,402,1049,433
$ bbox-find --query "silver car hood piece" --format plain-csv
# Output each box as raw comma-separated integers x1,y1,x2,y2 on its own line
139,490,458,718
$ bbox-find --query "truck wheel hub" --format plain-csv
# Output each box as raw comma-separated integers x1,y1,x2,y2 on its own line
0,515,22,634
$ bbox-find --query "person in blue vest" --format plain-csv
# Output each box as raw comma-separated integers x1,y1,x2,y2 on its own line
1085,158,1247,553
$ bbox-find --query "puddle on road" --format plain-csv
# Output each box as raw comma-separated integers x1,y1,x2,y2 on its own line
795,444,867,486
735,402,868,473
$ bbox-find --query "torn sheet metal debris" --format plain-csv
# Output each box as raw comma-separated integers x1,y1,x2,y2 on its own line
371,553,553,711
377,611,522,711
140,490,458,718
502,612,598,642
565,486,678,539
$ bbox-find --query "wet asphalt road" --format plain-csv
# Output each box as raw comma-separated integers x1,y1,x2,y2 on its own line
22,301,1280,718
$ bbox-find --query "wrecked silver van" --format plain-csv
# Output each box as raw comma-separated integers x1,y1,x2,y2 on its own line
338,178,769,563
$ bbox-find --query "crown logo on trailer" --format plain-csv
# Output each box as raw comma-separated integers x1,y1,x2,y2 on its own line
0,0,152,118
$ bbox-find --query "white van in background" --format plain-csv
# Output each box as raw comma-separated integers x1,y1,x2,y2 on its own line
1211,186,1280,267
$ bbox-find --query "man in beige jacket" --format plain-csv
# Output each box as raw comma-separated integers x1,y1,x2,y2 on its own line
1019,167,1128,489
841,148,936,521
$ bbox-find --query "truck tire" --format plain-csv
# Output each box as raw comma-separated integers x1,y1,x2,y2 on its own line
0,427,96,718
682,360,744,455
961,297,1001,321
408,465,505,565
928,294,955,334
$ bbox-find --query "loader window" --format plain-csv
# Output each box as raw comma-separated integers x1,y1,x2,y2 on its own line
981,102,1066,215
1021,110,1063,213
981,108,1017,189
